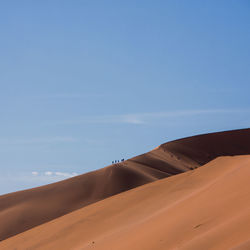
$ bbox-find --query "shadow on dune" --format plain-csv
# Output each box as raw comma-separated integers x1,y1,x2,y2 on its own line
0,128,250,241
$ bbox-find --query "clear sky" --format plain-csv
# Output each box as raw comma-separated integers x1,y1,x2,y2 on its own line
0,0,250,194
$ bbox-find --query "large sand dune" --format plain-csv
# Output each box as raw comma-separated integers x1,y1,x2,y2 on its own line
1,155,250,249
0,128,250,247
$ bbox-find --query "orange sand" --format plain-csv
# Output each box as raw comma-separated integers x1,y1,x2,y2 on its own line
1,128,250,249
1,156,250,249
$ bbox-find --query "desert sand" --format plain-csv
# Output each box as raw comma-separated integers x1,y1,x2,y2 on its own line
0,128,250,249
1,156,250,249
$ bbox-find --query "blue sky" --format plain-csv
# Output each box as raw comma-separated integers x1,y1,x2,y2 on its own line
0,0,250,194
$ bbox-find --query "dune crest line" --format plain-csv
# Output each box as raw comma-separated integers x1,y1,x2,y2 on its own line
0,128,250,242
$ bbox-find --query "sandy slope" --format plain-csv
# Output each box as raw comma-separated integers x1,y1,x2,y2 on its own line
1,155,250,249
0,128,250,242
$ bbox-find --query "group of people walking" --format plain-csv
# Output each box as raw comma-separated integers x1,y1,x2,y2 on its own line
112,159,124,164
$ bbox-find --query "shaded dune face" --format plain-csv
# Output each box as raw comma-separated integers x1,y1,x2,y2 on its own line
2,156,250,250
0,128,250,241
162,129,250,165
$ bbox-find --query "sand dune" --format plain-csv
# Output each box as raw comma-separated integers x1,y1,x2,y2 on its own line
0,128,250,244
1,156,250,249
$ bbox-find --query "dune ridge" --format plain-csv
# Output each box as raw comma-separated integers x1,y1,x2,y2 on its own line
0,128,250,242
1,156,250,249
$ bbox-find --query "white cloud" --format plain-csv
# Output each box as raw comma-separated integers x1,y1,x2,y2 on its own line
34,171,78,178
45,171,53,176
56,109,250,125
55,171,78,177
0,171,80,195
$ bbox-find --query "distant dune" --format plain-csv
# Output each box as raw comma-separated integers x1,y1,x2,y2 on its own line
0,128,250,249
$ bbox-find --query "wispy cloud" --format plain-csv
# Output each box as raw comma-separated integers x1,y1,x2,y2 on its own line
0,171,79,195
32,171,78,178
0,136,77,145
56,109,250,125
